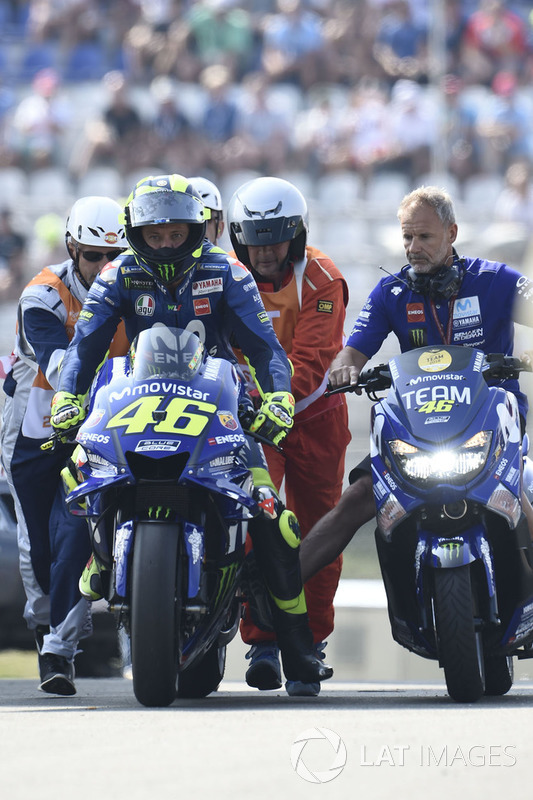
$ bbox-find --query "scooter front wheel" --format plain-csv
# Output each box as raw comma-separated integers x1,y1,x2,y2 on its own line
433,565,485,703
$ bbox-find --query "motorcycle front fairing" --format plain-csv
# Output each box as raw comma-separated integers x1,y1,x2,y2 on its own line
66,338,258,522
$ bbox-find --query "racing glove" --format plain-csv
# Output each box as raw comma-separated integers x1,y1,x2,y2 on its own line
250,391,295,446
50,391,86,432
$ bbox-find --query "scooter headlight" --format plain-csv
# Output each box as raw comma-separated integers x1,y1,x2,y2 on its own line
389,431,492,485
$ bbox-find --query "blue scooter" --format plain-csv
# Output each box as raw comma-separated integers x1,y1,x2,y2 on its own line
331,345,533,702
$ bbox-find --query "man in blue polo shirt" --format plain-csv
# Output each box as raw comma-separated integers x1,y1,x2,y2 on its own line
299,184,533,580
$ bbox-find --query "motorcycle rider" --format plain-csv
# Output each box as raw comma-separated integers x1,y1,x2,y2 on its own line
299,185,533,582
0,196,128,695
227,176,350,696
189,176,225,246
49,173,333,691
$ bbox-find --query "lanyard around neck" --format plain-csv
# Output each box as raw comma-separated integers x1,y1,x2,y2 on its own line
428,295,457,345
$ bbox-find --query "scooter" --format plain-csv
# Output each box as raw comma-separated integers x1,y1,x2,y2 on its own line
329,345,533,702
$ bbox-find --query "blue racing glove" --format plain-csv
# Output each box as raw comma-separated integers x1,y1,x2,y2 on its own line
250,391,295,446
50,391,86,432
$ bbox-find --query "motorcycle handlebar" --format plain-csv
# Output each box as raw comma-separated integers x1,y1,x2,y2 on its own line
40,427,81,452
482,353,533,381
325,354,533,400
325,364,391,401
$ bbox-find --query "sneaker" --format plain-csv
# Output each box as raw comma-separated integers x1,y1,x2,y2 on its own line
39,653,76,696
245,643,282,690
79,553,108,600
285,641,330,697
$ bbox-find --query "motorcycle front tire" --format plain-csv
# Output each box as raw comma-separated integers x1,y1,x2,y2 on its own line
433,565,485,703
131,522,180,707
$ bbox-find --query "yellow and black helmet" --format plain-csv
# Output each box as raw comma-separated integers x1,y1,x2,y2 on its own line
123,174,210,284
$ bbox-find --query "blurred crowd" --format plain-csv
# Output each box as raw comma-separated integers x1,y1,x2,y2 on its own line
2,0,533,298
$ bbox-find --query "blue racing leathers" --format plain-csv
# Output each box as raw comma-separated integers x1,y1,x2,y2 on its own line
346,254,533,420
59,243,291,401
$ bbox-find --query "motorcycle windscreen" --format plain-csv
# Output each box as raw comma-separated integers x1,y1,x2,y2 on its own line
130,325,204,381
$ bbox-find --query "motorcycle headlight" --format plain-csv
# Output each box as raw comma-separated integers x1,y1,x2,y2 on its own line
389,431,492,486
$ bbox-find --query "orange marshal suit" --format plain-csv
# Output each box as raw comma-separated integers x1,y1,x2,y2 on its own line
237,246,351,643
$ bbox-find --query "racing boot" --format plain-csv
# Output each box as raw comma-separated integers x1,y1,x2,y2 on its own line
285,642,331,697
248,473,333,688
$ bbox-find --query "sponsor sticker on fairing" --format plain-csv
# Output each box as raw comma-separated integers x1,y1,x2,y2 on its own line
208,433,245,446
135,439,181,452
217,411,238,430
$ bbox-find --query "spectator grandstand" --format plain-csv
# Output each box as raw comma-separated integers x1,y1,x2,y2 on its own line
0,0,532,277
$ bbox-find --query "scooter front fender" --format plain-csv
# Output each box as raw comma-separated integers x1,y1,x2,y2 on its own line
416,526,498,625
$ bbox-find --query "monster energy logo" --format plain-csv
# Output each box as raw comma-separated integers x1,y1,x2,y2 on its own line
159,264,175,282
148,506,172,519
440,541,462,555
214,562,238,606
409,328,427,347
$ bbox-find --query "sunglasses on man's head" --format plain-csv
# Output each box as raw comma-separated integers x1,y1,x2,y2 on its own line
78,248,123,263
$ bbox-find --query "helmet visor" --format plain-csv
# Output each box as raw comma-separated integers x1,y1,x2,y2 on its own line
231,216,303,246
128,191,209,228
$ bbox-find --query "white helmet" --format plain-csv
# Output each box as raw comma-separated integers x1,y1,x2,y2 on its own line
188,176,223,213
227,177,308,266
66,196,126,248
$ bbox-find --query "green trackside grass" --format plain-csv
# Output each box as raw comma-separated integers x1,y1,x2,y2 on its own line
0,650,38,678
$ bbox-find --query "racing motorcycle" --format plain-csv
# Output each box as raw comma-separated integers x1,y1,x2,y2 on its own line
329,345,533,702
60,325,262,707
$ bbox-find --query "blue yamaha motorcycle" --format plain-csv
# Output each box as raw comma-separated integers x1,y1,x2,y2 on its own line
331,345,533,702
62,325,261,707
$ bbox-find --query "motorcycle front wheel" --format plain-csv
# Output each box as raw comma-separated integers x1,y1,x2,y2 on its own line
131,522,180,707
433,565,485,703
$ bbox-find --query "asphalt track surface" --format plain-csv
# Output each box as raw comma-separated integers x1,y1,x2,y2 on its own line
1,677,533,800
